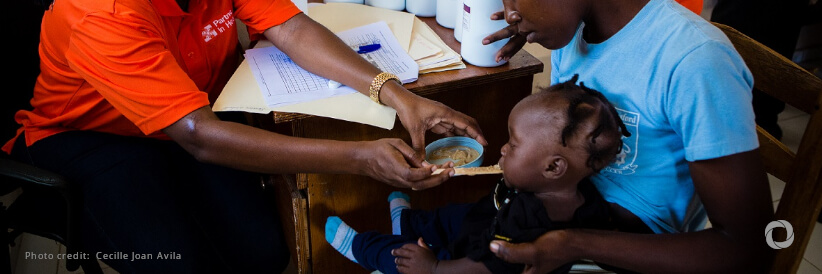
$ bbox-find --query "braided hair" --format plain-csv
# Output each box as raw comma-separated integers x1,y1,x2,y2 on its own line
544,74,631,172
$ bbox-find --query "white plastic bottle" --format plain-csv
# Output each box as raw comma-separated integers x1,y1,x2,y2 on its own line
459,0,509,67
436,0,459,29
365,0,405,10
406,0,436,17
453,0,464,42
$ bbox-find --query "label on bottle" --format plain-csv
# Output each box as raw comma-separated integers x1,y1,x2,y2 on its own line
462,3,471,33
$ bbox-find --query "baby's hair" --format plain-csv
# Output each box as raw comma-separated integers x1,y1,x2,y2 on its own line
545,74,631,171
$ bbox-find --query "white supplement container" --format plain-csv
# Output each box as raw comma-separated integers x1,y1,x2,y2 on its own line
453,0,464,42
459,0,509,67
436,0,459,29
406,0,436,17
365,0,405,10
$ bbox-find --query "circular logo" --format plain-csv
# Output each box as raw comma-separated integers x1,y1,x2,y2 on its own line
765,220,794,249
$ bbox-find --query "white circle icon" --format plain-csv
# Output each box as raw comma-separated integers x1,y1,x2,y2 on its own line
765,220,794,249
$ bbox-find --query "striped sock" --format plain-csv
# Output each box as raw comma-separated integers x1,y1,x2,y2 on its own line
325,216,358,263
388,191,410,235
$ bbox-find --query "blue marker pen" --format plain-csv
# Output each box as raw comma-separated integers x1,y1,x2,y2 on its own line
356,43,381,54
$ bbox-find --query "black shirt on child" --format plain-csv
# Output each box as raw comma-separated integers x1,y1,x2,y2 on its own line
449,178,611,274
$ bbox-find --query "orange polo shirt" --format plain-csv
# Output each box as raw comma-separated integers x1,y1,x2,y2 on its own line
3,0,301,153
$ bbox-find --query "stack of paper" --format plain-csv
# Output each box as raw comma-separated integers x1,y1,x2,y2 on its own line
308,3,465,74
409,17,466,74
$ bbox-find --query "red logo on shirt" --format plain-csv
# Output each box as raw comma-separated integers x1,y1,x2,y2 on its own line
202,10,235,42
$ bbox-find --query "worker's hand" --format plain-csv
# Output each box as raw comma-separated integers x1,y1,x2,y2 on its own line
355,139,455,190
390,89,487,157
484,11,527,63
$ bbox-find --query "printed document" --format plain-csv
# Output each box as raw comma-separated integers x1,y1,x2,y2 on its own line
244,21,418,108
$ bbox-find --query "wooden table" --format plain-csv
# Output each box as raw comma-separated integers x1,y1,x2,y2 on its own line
265,16,543,274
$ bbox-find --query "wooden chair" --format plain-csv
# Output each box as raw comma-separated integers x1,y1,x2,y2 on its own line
712,22,822,273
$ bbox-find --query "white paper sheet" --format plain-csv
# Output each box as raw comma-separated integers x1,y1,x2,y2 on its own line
246,46,357,107
335,21,419,84
244,21,418,108
214,54,399,129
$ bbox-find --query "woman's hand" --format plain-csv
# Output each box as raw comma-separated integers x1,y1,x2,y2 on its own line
483,11,527,63
267,14,486,161
489,230,576,274
385,84,487,156
393,238,438,274
355,139,454,190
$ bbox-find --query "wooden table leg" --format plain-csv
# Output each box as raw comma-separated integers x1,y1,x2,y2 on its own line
271,174,312,274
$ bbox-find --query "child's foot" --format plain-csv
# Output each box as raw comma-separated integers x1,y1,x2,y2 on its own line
388,191,410,235
325,216,358,263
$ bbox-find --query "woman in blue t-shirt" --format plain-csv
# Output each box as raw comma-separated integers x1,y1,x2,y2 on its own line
479,0,774,272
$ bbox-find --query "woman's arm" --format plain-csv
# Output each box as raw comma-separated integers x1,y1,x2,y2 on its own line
163,13,495,189
490,150,775,273
264,13,487,153
163,106,451,189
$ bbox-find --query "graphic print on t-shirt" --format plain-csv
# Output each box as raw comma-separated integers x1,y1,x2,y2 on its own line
604,108,639,175
202,9,235,42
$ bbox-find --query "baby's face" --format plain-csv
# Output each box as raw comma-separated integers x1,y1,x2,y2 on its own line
498,102,562,191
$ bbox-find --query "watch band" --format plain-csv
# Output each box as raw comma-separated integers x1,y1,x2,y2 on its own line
369,72,401,105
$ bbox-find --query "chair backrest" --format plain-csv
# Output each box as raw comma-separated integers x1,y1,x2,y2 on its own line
712,22,822,274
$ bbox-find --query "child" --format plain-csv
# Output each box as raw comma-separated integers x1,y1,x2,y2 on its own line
325,75,630,274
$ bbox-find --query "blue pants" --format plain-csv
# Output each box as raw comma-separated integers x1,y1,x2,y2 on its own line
10,129,289,273
352,203,474,274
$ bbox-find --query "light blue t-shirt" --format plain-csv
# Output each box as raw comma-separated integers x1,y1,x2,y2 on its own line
551,0,758,233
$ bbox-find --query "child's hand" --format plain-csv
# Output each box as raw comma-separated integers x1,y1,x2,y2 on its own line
392,237,438,274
